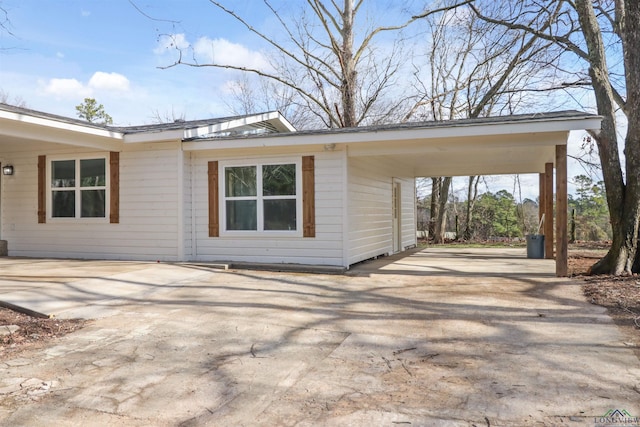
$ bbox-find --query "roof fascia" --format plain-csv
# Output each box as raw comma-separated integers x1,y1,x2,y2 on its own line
347,132,569,157
182,115,601,151
123,129,185,144
0,109,124,140
0,124,123,151
124,111,296,144
183,111,295,138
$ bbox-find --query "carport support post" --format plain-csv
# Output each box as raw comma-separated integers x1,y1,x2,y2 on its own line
544,162,554,259
555,145,568,277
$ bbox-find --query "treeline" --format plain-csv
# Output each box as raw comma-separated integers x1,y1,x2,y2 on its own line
418,175,611,242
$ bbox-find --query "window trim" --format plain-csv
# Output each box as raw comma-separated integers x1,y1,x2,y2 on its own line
219,158,303,237
46,154,110,222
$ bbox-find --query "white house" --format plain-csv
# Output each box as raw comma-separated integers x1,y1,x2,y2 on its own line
0,104,601,275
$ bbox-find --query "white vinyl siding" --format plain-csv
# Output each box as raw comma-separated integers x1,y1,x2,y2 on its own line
1,141,183,261
1,138,413,267
347,156,416,265
192,149,345,266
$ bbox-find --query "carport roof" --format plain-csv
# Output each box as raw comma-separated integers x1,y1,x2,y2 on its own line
183,110,602,178
184,110,600,142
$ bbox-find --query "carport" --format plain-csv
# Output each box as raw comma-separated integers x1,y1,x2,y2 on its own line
335,111,602,277
180,110,602,275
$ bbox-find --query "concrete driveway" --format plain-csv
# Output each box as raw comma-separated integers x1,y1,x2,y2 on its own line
0,249,639,426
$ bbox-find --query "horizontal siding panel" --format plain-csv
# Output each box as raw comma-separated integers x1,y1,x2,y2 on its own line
348,157,415,265
1,145,181,261
191,150,346,266
196,254,343,266
194,247,341,258
197,237,342,250
10,248,178,260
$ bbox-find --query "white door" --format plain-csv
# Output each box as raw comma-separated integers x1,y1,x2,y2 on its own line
392,180,401,253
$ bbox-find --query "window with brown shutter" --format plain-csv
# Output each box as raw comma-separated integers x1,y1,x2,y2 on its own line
39,153,117,223
302,155,315,238
38,155,46,223
110,152,120,224
209,156,315,237
208,161,219,237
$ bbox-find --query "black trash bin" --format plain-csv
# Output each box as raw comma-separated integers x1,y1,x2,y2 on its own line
526,234,545,259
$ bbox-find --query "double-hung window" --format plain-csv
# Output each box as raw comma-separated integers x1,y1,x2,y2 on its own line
50,157,107,219
223,161,300,233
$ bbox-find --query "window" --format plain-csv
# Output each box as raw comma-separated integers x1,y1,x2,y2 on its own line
50,157,107,219
223,161,299,233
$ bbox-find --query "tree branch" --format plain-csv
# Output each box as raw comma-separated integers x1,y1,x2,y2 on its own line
468,2,589,61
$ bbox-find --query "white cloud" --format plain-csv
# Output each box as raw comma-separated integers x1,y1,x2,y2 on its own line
154,33,270,70
41,72,130,99
193,37,270,70
42,78,92,98
81,9,91,17
88,72,130,91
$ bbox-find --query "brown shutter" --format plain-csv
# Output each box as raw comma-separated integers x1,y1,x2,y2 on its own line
208,161,219,237
110,152,120,224
302,156,315,237
38,155,46,223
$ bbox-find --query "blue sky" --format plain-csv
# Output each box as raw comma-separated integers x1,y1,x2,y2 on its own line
0,0,425,124
0,0,292,124
0,0,610,199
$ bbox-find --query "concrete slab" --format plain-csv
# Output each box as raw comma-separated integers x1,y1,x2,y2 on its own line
0,250,639,426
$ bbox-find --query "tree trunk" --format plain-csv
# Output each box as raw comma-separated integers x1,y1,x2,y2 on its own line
580,0,639,274
433,177,452,243
340,0,357,127
428,177,441,239
463,175,479,240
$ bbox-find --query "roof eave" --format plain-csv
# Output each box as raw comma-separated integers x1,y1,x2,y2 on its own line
122,111,296,144
182,114,602,151
0,109,124,140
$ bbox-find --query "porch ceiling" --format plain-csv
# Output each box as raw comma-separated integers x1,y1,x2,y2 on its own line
346,131,566,178
0,116,123,151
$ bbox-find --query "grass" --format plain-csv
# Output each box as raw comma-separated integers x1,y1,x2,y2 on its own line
417,239,527,249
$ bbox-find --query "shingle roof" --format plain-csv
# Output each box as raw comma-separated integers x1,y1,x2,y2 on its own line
185,110,599,141
1,102,598,141
291,110,598,136
109,115,268,134
0,102,280,134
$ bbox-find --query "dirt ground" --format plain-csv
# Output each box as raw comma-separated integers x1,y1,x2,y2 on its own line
0,307,86,360
568,242,640,359
1,243,638,363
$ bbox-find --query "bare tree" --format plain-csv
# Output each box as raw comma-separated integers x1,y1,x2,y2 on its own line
222,73,315,129
159,0,471,129
0,2,17,51
0,89,27,107
149,107,186,124
0,3,11,37
463,175,481,240
471,0,637,275
409,3,557,243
